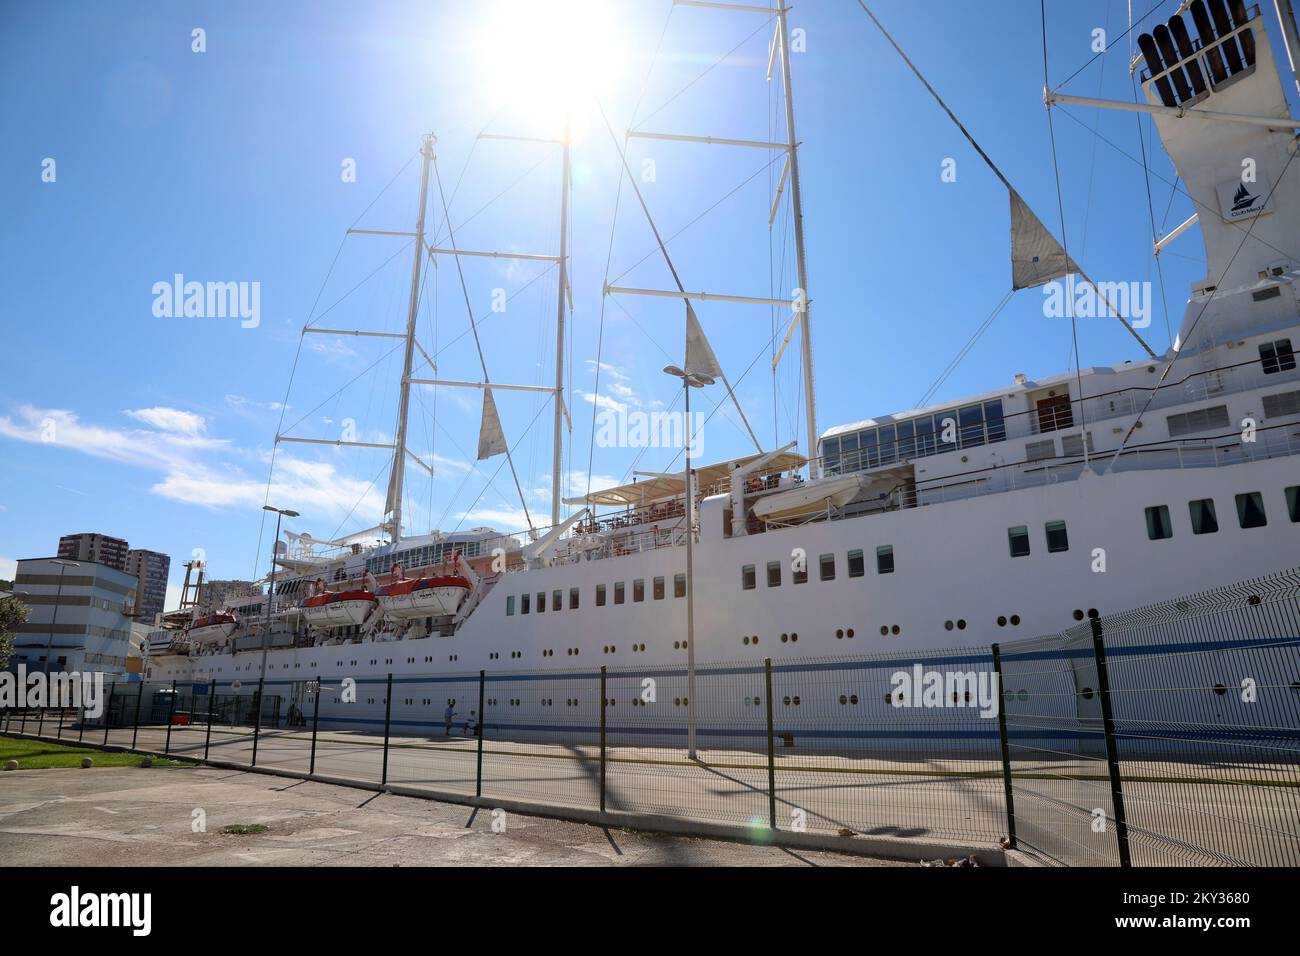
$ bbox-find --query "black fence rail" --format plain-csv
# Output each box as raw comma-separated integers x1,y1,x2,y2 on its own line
3,569,1298,866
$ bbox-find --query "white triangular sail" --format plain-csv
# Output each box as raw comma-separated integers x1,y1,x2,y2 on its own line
1009,190,1081,291
685,302,723,379
477,388,507,460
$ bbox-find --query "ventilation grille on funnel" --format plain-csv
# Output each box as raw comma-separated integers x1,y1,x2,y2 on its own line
1138,0,1257,108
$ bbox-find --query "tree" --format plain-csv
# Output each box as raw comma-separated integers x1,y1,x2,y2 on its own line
0,595,28,670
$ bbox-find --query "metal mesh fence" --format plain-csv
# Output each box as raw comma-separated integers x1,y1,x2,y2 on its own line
3,569,1297,865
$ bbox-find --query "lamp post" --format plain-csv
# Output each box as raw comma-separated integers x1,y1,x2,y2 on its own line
255,505,299,744
45,559,79,676
662,364,714,760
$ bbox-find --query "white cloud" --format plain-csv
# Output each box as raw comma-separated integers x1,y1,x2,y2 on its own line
576,389,627,414
585,359,629,381
0,556,16,581
124,406,207,436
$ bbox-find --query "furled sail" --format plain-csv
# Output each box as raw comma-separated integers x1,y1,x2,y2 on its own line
685,302,723,379
1009,188,1081,290
477,388,507,460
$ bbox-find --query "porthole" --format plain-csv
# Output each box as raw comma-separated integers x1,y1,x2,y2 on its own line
791,632,799,642
783,696,791,706
1010,614,1021,626
847,628,854,638
836,629,844,639
891,625,901,635
997,616,1007,627
839,694,848,704
880,625,889,636
743,636,750,645
1081,687,1095,700
1213,683,1227,696
1072,609,1085,621
792,696,800,706
1087,608,1099,619
850,694,858,705
956,620,966,630
945,620,954,631
781,633,789,643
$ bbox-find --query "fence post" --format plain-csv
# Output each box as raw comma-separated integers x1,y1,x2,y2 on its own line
764,658,777,831
131,682,144,750
309,674,321,776
19,704,27,736
204,681,216,763
474,670,486,798
990,643,1017,850
1090,614,1131,868
78,693,86,742
57,701,66,739
251,676,265,766
381,673,393,786
164,679,178,755
37,705,45,737
104,682,115,746
599,666,607,814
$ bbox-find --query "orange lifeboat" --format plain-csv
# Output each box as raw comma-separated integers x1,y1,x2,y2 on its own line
300,578,378,628
376,562,471,620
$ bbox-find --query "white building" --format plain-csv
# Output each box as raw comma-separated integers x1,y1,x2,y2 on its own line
9,558,137,677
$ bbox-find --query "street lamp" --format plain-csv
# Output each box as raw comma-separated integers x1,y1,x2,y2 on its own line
254,505,299,757
662,364,714,760
45,559,80,676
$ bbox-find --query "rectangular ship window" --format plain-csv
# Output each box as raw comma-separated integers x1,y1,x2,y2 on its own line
633,579,645,603
766,561,781,587
847,549,864,578
521,593,530,614
596,583,606,607
1045,520,1069,553
1008,526,1030,558
569,587,579,610
819,553,835,581
506,595,515,617
1167,404,1230,437
876,545,894,574
537,591,546,613
1145,505,1173,540
742,565,756,590
1235,492,1267,529
614,582,625,605
552,589,563,612
1260,338,1296,374
1189,499,1219,534
653,576,665,600
674,573,686,598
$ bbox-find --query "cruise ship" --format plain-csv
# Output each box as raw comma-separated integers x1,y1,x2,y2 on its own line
145,1,1300,737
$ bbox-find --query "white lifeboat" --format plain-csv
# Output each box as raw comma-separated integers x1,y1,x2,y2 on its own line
299,578,378,629
376,562,472,620
750,475,869,522
185,612,241,645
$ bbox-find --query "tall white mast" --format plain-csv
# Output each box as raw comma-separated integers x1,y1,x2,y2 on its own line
776,3,818,478
551,118,572,527
387,133,435,544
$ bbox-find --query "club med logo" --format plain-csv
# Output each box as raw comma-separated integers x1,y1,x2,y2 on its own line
889,664,1000,718
50,886,151,936
151,273,261,328
0,666,103,718
595,408,706,456
1042,276,1151,329
1230,182,1257,212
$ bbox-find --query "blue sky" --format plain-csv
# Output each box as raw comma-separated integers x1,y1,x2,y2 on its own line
2,0,1295,602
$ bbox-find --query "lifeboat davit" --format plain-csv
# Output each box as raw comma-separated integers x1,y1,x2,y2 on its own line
300,581,378,629
185,612,240,645
376,569,472,620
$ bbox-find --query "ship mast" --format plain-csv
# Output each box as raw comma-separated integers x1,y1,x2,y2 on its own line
551,117,572,526
387,133,436,545
774,3,818,478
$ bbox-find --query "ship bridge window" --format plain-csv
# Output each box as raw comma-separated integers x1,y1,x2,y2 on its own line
1008,526,1031,558
506,595,515,617
1189,498,1219,535
876,545,894,574
766,562,781,587
742,565,756,590
1235,492,1267,529
1286,486,1300,523
596,583,607,607
820,400,1005,476
1045,520,1069,553
1145,505,1173,540
1260,339,1296,375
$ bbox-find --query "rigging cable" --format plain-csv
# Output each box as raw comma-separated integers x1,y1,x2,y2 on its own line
430,151,535,531
1041,0,1091,465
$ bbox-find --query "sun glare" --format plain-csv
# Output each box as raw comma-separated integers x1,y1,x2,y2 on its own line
475,0,627,135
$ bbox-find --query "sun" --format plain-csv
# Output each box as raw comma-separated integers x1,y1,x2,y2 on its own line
474,0,628,135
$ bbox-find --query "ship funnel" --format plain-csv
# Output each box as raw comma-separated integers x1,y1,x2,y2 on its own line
1135,2,1300,308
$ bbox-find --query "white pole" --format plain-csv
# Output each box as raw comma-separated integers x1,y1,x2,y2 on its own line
1277,0,1300,97
552,117,571,528
684,380,698,760
776,4,819,478
389,134,436,545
